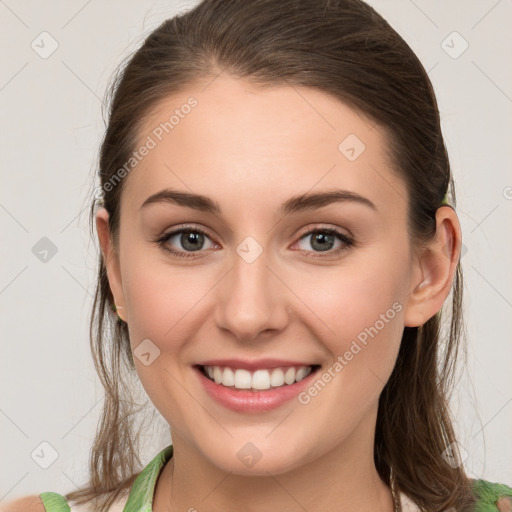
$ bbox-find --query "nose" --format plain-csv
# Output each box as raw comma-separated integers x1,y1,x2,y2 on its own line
215,245,289,342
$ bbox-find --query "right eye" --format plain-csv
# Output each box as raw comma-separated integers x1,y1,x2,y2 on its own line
154,225,218,258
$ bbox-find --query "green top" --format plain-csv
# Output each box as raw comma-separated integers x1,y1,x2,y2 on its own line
39,444,512,511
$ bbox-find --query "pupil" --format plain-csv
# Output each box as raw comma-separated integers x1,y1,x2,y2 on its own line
182,231,203,251
312,232,334,252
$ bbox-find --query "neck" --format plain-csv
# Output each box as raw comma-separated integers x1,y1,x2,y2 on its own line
153,411,395,512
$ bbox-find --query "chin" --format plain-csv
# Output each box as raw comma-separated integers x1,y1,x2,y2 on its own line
197,436,310,476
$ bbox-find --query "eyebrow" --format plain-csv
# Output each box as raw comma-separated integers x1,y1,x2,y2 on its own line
140,188,377,215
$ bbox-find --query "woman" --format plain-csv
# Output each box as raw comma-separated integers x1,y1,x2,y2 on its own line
5,0,511,510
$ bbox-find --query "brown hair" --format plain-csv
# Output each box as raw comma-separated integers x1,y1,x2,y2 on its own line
66,0,475,510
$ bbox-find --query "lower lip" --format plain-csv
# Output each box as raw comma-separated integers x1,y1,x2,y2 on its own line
194,366,319,412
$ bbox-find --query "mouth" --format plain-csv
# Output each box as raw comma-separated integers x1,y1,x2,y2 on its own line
195,364,322,392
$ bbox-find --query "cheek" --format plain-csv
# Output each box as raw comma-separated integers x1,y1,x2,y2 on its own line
326,274,404,350
121,252,208,345
118,251,217,410
291,246,409,393
119,259,196,417
297,256,407,343
293,270,406,438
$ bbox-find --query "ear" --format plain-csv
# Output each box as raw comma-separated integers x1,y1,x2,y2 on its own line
95,207,126,321
403,206,462,327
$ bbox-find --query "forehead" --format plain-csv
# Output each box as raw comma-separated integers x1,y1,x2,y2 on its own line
124,74,407,219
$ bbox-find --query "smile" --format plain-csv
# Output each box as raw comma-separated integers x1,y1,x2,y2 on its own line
199,364,320,391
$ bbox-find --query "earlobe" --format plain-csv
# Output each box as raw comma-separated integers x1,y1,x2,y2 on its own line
95,208,126,315
403,206,462,327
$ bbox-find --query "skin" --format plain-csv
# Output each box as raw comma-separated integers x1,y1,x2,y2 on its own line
5,74,512,512
95,73,464,512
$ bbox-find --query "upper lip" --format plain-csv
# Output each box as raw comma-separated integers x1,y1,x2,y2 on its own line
196,359,318,371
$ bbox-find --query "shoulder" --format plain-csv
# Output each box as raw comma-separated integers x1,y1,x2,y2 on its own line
68,493,129,512
472,478,512,511
0,491,129,512
0,495,46,512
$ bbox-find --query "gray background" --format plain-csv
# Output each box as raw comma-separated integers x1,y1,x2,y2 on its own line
1,0,511,500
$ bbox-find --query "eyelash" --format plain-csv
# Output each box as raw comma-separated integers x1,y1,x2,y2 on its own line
154,224,354,259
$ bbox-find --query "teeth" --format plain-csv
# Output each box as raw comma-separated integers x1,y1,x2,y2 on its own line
213,366,223,384
270,368,285,387
284,367,296,385
222,367,235,387
234,369,252,389
202,365,313,390
252,369,270,390
295,366,310,381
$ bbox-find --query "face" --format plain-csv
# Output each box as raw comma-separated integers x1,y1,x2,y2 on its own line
101,74,423,476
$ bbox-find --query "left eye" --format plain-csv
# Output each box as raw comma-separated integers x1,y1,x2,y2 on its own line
295,228,353,254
